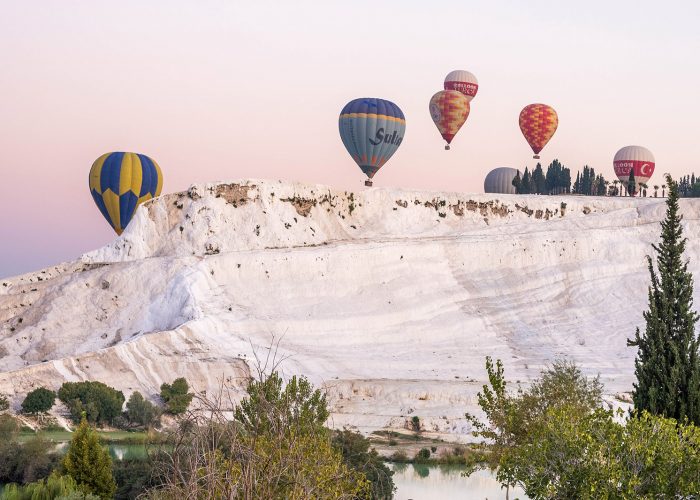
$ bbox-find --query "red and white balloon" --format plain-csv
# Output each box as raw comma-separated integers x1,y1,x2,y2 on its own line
444,70,479,102
613,145,655,191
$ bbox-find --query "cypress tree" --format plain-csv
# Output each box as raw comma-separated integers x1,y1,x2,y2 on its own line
628,169,636,196
628,175,700,423
63,417,116,499
512,171,522,194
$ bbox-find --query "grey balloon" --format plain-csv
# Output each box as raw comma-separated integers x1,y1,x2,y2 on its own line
484,167,521,194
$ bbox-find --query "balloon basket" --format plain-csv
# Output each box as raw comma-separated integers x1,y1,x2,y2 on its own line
364,180,373,187
445,144,450,150
533,155,540,159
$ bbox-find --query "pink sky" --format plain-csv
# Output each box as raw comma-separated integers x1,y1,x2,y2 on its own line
2,1,699,278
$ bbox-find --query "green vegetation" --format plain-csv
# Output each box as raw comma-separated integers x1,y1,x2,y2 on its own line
627,168,636,196
146,371,369,498
58,381,125,426
572,165,608,196
512,160,571,195
0,393,9,412
628,175,700,424
0,472,100,500
467,356,700,498
21,387,55,414
332,428,395,499
0,414,60,485
159,377,193,415
62,418,117,499
124,391,161,429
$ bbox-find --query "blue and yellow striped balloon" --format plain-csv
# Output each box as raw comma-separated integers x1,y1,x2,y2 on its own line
339,98,405,186
89,152,163,235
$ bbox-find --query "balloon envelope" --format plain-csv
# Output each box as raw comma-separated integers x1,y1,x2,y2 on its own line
444,70,479,101
519,104,558,158
89,152,163,235
484,167,521,194
614,145,655,187
429,90,470,148
339,98,406,182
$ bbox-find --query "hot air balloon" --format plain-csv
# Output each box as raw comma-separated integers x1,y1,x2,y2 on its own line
613,145,655,196
484,167,521,194
519,104,558,159
429,90,470,150
89,152,163,235
339,98,406,187
444,70,479,101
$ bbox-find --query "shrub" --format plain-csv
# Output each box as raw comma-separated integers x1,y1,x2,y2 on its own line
146,371,368,498
159,378,193,415
0,436,60,485
125,392,160,429
113,457,155,500
414,448,431,463
332,428,395,499
58,381,125,425
21,387,55,414
0,393,9,412
388,450,409,463
411,415,420,432
0,471,100,500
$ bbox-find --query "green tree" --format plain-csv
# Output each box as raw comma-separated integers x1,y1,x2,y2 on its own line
58,381,125,425
532,163,546,194
628,175,700,423
466,358,603,495
235,372,328,435
21,387,55,414
62,418,116,499
147,372,369,499
332,428,395,499
505,406,700,498
125,391,160,428
159,378,193,415
0,394,9,412
628,168,636,196
511,171,522,193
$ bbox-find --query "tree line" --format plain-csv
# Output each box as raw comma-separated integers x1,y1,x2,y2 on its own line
509,160,700,198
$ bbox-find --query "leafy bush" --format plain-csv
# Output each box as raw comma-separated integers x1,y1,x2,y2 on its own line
58,381,125,425
125,392,160,429
0,393,9,412
466,356,700,498
0,436,60,485
332,428,395,499
146,371,369,498
113,457,156,500
388,450,409,463
414,448,431,463
410,415,421,432
506,407,700,498
159,378,193,415
21,387,55,414
235,372,329,436
0,472,100,500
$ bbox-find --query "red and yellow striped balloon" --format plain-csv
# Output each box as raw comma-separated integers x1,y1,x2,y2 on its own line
429,90,470,150
519,104,558,159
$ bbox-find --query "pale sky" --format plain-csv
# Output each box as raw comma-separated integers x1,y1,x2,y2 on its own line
2,0,699,278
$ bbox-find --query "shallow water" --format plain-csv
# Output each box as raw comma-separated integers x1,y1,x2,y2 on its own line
391,464,529,500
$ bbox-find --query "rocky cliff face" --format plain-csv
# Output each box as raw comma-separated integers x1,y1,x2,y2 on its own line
2,179,699,439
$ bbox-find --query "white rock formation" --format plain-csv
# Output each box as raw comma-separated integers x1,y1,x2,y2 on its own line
2,179,698,439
